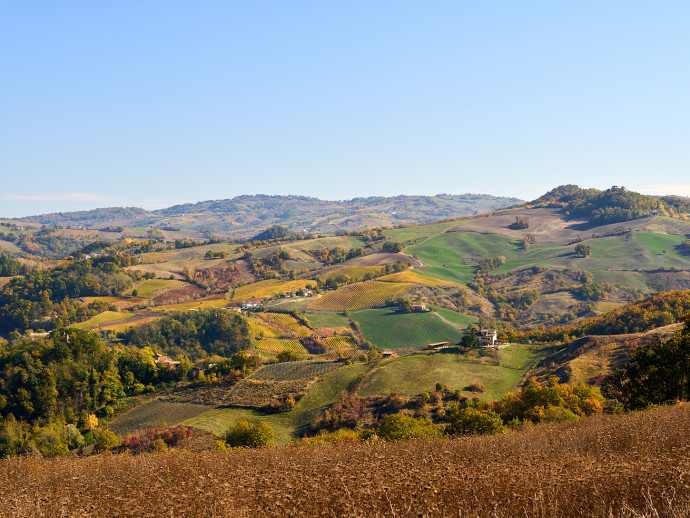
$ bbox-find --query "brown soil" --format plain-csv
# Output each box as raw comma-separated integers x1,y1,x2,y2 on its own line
644,269,690,291
3,404,690,516
152,284,208,305
486,266,586,294
451,207,664,245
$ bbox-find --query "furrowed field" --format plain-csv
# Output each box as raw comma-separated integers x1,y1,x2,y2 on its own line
308,280,413,311
3,404,690,516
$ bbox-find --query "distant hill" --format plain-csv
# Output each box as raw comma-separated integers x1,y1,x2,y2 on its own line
18,207,148,225
12,193,522,238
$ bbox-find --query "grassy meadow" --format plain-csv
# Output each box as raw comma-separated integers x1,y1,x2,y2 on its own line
351,308,467,349
357,345,551,400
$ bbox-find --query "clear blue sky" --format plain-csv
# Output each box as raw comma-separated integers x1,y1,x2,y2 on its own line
2,2,689,217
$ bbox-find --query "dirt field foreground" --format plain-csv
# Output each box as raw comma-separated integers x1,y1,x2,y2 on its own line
2,404,690,517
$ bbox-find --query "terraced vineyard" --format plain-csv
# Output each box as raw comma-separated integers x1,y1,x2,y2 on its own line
254,339,308,354
250,361,341,381
246,317,283,338
109,400,213,436
224,361,343,407
308,280,414,311
323,335,358,350
255,312,311,337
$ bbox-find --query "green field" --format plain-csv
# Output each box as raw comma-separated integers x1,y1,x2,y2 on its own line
433,308,479,328
384,220,465,244
351,308,466,349
405,227,690,293
357,345,553,400
405,231,519,284
304,312,350,328
130,278,185,298
184,362,370,444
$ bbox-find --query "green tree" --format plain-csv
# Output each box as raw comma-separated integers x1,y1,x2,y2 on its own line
376,415,439,441
225,420,274,448
446,407,504,436
574,243,591,258
603,315,690,409
277,350,299,362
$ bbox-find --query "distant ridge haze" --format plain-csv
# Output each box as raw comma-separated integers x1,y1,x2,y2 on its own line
11,193,523,238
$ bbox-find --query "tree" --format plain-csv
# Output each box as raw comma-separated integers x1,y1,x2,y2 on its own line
225,420,274,448
376,415,439,441
446,407,504,436
574,243,591,257
602,315,690,409
277,350,298,362
461,327,479,349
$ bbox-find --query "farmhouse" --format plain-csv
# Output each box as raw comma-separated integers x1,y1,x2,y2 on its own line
381,350,398,358
154,354,181,368
411,304,426,312
241,302,260,310
477,328,498,346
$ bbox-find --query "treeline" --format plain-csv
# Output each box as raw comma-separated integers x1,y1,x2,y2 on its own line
603,315,690,410
516,290,690,343
309,376,602,440
0,256,136,333
0,324,259,457
119,309,252,360
534,185,689,225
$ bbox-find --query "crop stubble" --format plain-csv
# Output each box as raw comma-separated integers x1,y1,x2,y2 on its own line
2,404,690,516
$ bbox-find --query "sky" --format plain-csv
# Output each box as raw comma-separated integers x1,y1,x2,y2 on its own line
2,1,690,217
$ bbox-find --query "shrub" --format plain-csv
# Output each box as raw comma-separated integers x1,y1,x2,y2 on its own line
94,429,121,452
298,428,361,446
446,407,504,436
376,415,439,441
277,350,299,362
225,420,274,448
61,424,85,450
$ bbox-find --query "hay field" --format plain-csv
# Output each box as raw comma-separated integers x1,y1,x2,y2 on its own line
232,279,313,300
378,269,462,287
4,404,690,516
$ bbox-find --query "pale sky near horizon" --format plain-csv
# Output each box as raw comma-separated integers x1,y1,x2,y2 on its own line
2,2,690,217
